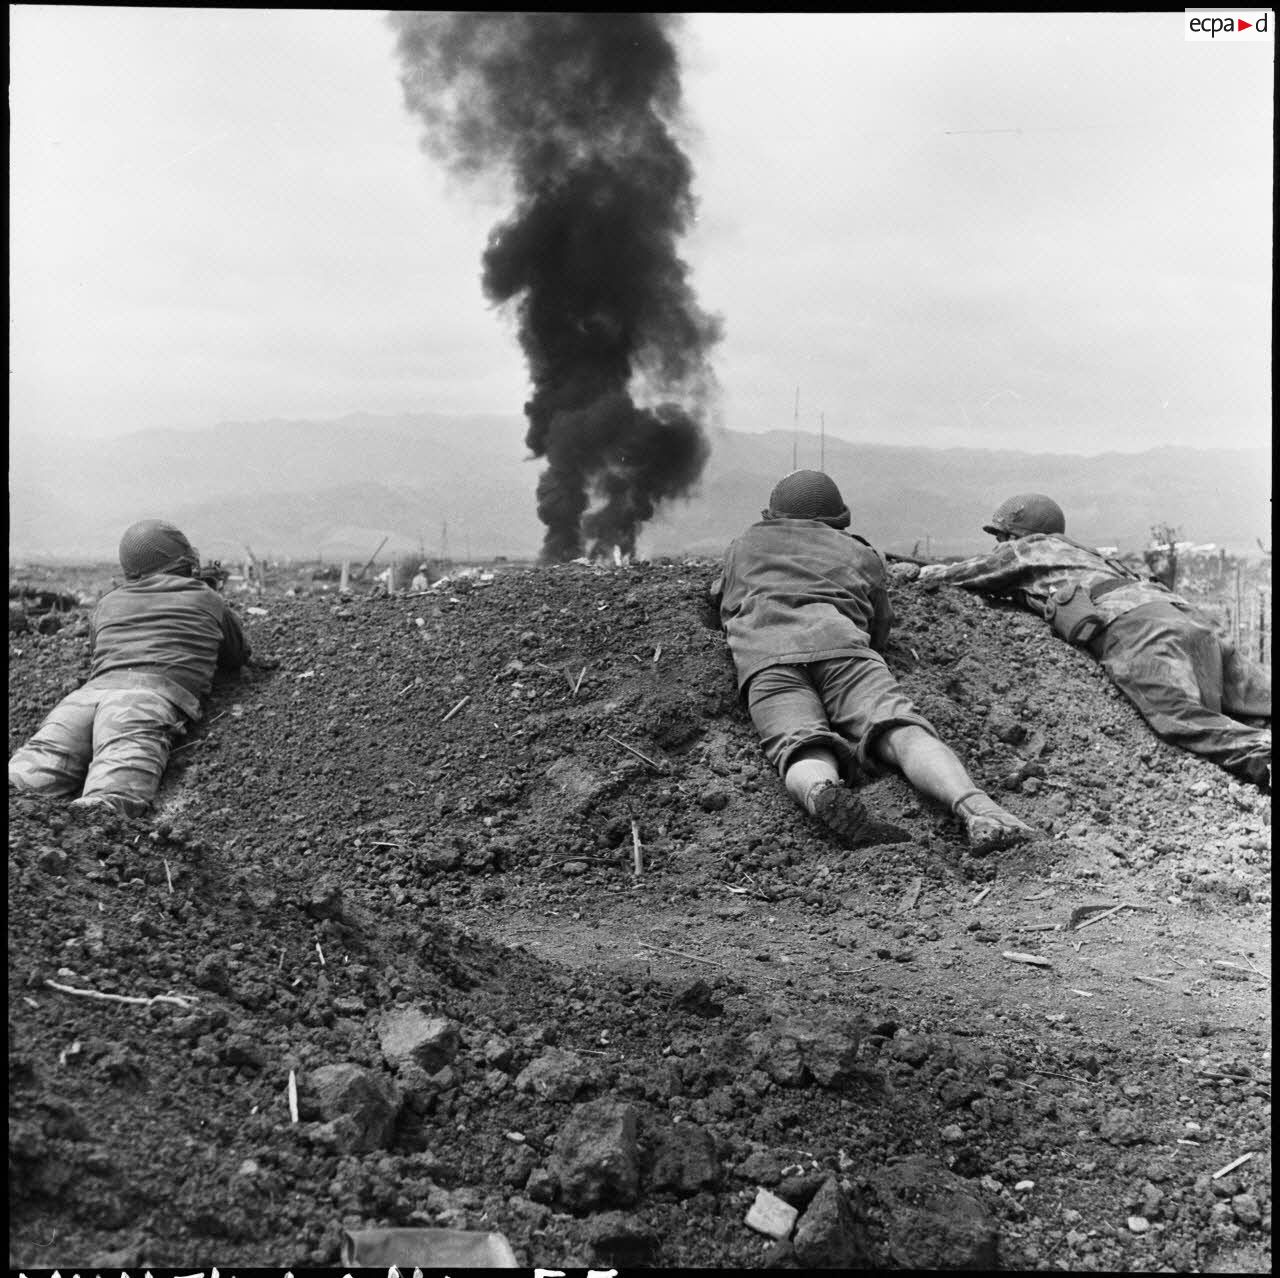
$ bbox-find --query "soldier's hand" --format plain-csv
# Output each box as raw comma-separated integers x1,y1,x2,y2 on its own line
889,562,921,583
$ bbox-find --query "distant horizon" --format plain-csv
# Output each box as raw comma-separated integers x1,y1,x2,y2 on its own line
9,411,1272,461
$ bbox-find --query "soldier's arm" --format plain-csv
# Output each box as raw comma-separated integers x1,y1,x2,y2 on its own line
918,543,1027,594
218,606,253,670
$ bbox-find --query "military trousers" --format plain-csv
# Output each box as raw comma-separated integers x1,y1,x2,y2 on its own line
1094,601,1271,783
8,678,189,817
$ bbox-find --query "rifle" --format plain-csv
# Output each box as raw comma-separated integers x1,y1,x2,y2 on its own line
196,560,229,591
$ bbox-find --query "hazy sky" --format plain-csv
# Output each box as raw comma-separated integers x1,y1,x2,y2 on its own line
9,9,1274,454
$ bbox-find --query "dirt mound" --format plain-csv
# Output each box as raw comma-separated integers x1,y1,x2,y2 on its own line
7,562,1272,1270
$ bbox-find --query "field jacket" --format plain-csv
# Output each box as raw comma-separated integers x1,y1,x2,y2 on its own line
88,574,252,717
712,517,892,690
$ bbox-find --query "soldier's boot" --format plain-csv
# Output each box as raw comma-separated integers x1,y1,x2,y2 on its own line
951,789,1035,854
810,781,912,850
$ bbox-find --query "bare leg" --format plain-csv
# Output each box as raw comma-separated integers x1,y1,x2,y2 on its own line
783,746,841,812
874,725,1034,851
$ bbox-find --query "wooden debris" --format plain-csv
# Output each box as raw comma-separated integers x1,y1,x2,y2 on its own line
44,979,195,1010
652,644,662,663
1069,988,1095,997
637,941,723,967
1211,1152,1254,1179
164,858,174,895
1072,901,1157,930
1197,1068,1263,1082
899,877,922,913
315,941,326,968
287,1069,299,1124
1133,974,1174,988
604,732,665,772
572,665,587,696
631,819,643,877
1073,903,1125,931
441,695,470,723
971,886,993,907
1002,951,1052,968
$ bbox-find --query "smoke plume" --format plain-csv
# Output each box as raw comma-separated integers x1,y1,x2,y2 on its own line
389,12,721,561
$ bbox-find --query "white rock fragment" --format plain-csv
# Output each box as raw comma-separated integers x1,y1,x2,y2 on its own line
1128,1215,1150,1233
745,1187,798,1239
1014,1180,1035,1192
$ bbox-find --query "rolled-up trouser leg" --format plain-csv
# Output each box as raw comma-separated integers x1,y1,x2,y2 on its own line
746,664,861,782
78,688,186,817
8,687,98,797
1099,602,1271,776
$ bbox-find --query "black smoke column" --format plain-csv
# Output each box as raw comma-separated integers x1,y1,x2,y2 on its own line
389,12,721,561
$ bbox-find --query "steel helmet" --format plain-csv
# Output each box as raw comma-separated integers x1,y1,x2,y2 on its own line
983,493,1066,538
118,519,199,579
766,470,851,529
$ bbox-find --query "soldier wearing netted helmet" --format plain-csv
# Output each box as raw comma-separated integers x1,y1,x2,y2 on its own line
710,470,1035,853
897,495,1271,789
8,519,253,817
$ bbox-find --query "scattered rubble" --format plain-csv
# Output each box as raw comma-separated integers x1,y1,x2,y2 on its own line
7,560,1272,1269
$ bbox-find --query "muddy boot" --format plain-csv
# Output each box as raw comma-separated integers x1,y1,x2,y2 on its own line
951,789,1035,854
1236,756,1271,793
811,781,911,850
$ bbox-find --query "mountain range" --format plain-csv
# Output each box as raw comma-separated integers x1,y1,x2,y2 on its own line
8,412,1271,564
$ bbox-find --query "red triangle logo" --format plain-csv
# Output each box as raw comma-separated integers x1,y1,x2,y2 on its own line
1239,18,1252,30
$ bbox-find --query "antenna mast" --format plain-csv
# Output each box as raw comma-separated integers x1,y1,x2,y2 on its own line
792,387,800,470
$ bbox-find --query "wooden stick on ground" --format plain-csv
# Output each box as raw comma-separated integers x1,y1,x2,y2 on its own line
1073,903,1126,931
45,979,196,1009
1028,1067,1086,1083
573,666,588,696
1211,1152,1255,1179
441,695,470,723
287,1069,299,1124
631,819,643,877
637,940,723,967
604,733,665,772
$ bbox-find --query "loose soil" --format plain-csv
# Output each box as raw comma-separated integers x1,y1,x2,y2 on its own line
8,562,1272,1271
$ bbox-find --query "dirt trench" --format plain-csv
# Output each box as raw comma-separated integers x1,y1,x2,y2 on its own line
7,561,1272,1270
